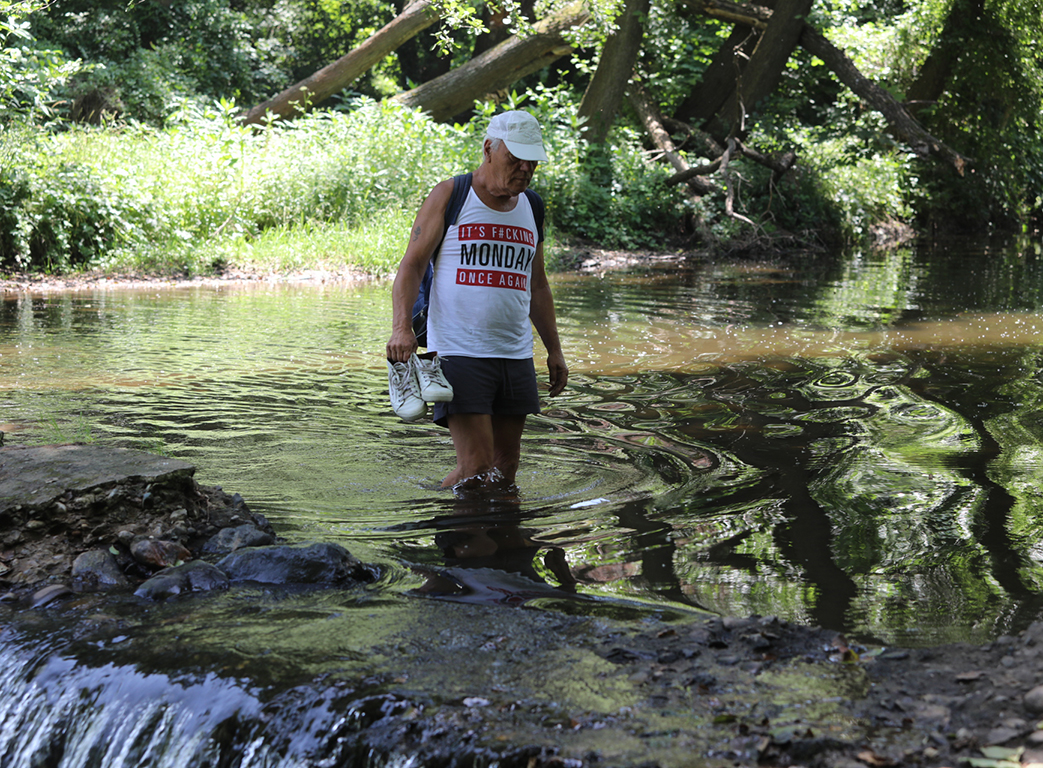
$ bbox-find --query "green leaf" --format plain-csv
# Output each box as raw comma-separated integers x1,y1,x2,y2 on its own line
980,746,1023,760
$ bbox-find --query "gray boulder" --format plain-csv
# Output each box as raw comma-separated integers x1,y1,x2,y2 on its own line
216,542,373,586
202,524,275,555
135,560,230,601
72,549,130,590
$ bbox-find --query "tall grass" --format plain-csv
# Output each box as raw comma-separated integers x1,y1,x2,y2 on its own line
1,89,697,278
1,99,483,276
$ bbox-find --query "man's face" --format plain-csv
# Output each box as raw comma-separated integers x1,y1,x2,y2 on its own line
486,140,538,194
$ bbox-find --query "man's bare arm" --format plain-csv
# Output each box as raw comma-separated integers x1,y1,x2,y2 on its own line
386,180,454,362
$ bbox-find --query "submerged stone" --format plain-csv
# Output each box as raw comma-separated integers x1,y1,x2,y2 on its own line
202,524,275,555
216,542,373,586
135,560,231,601
30,583,74,608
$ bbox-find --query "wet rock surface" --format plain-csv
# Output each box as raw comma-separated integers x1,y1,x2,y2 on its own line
216,541,370,585
3,444,1043,767
0,444,373,600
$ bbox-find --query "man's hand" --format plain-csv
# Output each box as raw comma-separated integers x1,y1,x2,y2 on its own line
386,328,418,363
547,350,568,397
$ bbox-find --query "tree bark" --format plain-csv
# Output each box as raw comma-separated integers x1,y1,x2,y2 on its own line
678,0,972,173
391,2,590,122
674,25,758,126
709,0,812,138
628,83,716,196
576,0,650,144
242,0,440,126
905,0,985,112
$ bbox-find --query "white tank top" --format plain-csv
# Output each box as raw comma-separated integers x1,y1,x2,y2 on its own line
426,187,542,359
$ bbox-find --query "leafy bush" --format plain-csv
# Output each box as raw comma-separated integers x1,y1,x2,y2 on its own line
1,0,85,124
500,86,690,250
0,132,148,271
31,0,293,124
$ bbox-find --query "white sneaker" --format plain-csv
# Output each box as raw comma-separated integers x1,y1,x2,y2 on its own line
412,353,454,402
387,360,426,421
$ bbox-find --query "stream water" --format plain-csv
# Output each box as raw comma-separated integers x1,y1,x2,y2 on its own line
3,237,1043,765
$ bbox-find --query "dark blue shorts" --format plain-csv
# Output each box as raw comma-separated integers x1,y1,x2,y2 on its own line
433,357,540,427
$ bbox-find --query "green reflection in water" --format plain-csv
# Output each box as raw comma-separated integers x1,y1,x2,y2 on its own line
8,245,1043,645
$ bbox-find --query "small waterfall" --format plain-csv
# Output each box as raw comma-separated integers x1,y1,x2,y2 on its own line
0,627,275,768
0,622,423,768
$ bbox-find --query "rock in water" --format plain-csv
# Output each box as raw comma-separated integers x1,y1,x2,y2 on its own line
202,524,276,555
216,542,374,585
129,537,192,569
72,549,130,590
135,561,231,601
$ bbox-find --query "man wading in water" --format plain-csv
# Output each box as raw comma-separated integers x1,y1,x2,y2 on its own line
385,111,569,491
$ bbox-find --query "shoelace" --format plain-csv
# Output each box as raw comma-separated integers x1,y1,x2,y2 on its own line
393,363,421,398
415,365,443,387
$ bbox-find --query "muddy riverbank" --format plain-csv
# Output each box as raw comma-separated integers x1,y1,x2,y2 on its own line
2,444,1043,767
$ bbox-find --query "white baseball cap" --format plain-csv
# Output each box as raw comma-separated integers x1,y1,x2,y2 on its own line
486,110,548,163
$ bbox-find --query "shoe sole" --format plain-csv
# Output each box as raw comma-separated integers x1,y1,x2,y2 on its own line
420,387,453,403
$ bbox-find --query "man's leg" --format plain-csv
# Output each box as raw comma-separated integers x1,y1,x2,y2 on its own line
442,413,526,489
490,413,526,483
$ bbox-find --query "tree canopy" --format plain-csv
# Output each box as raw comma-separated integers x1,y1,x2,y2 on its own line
5,0,1043,256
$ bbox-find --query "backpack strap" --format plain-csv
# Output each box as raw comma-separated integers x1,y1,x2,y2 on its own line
523,188,545,242
412,172,472,347
435,172,473,263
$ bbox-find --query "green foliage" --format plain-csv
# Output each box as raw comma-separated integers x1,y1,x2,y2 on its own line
545,137,686,249
0,131,142,271
286,0,401,98
637,7,727,114
821,0,1043,230
906,0,1043,230
0,0,85,123
0,87,697,276
484,86,689,250
0,100,482,275
31,0,292,124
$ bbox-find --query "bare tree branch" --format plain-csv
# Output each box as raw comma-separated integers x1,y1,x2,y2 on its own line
628,83,716,196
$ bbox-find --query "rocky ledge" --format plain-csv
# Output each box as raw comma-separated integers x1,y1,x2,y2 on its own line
0,444,374,605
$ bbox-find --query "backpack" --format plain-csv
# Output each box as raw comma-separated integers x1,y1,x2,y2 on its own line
411,172,545,348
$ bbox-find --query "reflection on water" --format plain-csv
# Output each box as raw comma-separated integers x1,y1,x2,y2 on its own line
5,241,1043,645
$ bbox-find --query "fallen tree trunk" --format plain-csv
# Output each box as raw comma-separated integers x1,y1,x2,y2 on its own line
242,0,440,126
576,0,649,144
677,0,972,174
628,84,716,197
798,26,971,174
391,2,589,122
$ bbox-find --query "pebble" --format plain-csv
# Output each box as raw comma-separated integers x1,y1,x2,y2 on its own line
1025,685,1043,714
985,726,1022,745
31,583,73,608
